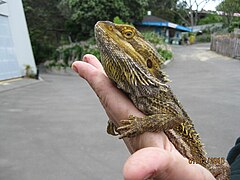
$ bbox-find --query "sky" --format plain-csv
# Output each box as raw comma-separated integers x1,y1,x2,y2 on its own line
190,0,223,11
202,0,222,10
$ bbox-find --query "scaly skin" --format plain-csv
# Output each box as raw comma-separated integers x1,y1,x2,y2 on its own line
94,21,230,179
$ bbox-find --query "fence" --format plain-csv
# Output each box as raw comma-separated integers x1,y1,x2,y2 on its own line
210,33,240,59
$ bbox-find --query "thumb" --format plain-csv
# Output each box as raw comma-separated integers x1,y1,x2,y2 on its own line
123,147,214,180
71,55,142,124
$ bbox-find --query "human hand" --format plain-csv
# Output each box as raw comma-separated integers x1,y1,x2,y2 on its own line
72,54,215,180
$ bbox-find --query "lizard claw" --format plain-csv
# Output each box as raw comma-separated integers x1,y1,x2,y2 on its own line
117,115,143,139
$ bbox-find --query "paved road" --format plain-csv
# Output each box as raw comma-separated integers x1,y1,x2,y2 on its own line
0,73,128,180
166,43,240,157
0,43,239,180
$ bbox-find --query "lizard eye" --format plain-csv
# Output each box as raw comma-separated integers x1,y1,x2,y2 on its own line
147,59,153,68
123,29,135,39
108,25,113,31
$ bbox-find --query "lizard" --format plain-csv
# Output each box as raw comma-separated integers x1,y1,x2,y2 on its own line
94,21,230,179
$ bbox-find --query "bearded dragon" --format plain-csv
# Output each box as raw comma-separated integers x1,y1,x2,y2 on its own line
94,21,230,179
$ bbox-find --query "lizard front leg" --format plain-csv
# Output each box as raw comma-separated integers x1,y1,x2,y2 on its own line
117,113,185,139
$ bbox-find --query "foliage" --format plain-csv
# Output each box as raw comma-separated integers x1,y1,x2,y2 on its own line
46,29,173,69
217,0,240,28
23,0,149,64
81,38,100,59
228,21,240,32
24,0,218,65
175,0,211,27
113,16,126,24
58,0,149,41
142,31,173,61
23,0,66,65
45,38,100,69
24,64,36,78
198,13,223,25
158,49,173,60
142,31,165,44
147,0,212,27
195,34,211,43
147,0,178,23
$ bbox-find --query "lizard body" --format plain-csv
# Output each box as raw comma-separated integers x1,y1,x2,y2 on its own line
94,21,230,179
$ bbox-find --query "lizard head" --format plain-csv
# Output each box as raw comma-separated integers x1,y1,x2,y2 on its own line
95,21,169,89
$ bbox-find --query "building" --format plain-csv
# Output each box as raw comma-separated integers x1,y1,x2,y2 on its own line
136,13,192,44
0,0,36,81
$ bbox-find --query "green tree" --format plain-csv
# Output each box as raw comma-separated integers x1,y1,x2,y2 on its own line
23,0,66,64
175,0,211,27
198,13,223,25
148,0,217,27
147,0,178,22
217,0,240,27
58,0,149,41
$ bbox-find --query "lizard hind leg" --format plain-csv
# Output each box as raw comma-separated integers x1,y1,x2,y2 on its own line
117,113,185,139
206,158,230,180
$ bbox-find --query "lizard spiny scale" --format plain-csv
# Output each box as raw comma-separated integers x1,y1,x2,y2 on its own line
95,21,230,179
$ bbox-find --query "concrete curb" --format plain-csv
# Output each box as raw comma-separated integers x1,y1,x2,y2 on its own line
163,57,174,68
0,77,42,93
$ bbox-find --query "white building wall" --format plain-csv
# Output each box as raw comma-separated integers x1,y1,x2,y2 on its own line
0,1,8,15
0,15,21,80
0,0,36,80
7,0,36,76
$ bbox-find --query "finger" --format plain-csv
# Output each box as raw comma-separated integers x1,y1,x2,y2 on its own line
72,60,108,89
123,147,173,180
72,60,143,124
123,147,215,180
82,54,104,72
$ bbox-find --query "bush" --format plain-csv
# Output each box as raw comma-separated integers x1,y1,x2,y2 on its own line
142,31,173,61
46,29,173,70
113,16,126,24
142,31,165,45
159,49,173,60
45,37,100,69
195,34,211,43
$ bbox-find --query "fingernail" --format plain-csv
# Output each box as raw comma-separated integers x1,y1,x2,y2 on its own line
83,55,89,62
71,64,78,73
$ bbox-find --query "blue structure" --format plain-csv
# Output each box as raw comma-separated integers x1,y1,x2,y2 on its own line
136,15,192,44
140,21,192,32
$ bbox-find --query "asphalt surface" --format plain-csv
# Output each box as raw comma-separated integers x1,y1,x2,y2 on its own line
0,43,239,180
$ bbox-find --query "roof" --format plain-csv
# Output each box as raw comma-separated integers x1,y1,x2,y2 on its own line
138,15,192,32
142,15,167,23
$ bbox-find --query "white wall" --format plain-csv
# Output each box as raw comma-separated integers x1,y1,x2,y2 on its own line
0,1,8,16
6,0,36,76
0,15,21,80
0,1,22,80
